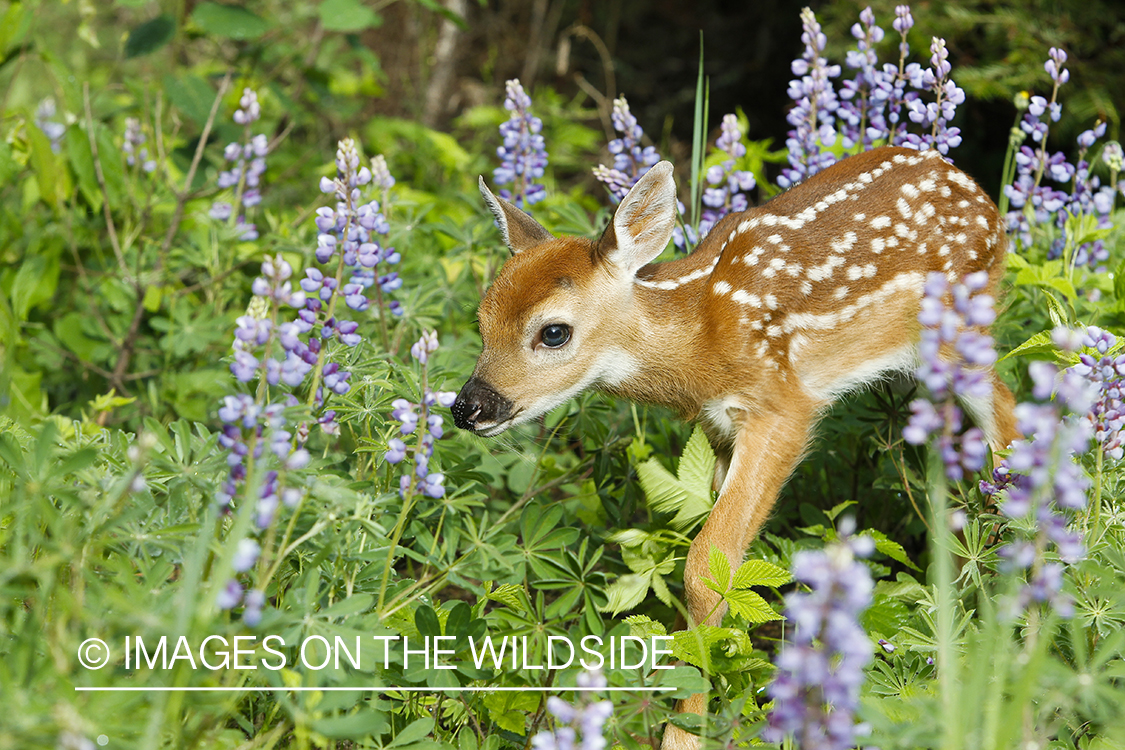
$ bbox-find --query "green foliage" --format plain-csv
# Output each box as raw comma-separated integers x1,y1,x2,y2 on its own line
2,1,1125,749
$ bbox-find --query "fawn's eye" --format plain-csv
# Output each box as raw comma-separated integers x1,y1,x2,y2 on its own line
539,324,571,349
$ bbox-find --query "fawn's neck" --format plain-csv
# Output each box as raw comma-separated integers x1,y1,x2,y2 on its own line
596,243,752,417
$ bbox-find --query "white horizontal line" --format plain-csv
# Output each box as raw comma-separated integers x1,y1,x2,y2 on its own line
74,686,674,693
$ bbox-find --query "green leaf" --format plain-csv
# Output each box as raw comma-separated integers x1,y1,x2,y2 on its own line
705,545,731,593
164,74,217,126
312,709,389,739
319,0,382,32
636,424,715,530
387,717,434,748
191,2,271,40
731,559,792,589
624,614,667,639
724,589,783,623
603,573,651,615
481,691,538,734
124,14,176,58
867,529,921,571
484,583,526,613
999,330,1055,363
319,593,374,619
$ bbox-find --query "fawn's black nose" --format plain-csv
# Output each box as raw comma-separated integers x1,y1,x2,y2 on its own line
451,376,513,432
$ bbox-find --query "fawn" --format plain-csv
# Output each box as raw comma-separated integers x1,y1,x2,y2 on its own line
452,146,1018,749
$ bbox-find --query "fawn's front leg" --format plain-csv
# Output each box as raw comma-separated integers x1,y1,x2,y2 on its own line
662,390,824,750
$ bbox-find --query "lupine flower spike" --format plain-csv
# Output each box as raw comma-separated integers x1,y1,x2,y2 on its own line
494,79,548,208
903,272,996,481
214,138,396,622
210,88,269,240
765,523,874,750
981,327,1099,617
530,671,614,750
385,331,457,499
593,96,662,202
779,7,841,188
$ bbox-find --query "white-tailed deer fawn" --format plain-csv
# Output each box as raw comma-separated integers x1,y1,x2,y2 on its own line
452,146,1018,749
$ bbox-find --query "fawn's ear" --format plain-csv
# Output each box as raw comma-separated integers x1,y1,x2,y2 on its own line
598,161,677,276
479,176,554,254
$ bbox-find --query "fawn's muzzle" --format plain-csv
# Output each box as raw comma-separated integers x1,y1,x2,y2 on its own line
451,376,515,433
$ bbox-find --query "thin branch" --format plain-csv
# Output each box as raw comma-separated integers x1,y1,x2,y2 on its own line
83,83,129,280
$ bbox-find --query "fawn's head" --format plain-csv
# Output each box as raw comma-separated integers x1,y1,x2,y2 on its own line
452,161,678,436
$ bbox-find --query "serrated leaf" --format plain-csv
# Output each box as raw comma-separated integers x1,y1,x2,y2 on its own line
624,614,667,639
484,583,526,613
678,425,717,496
602,573,651,615
636,424,715,530
724,589,783,623
732,559,792,589
192,2,271,39
671,626,753,670
999,330,1055,362
706,546,731,593
125,14,175,58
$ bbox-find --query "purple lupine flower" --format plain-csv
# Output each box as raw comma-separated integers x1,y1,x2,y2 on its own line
900,37,965,154
211,88,269,240
232,538,261,572
385,331,458,499
838,7,892,150
695,115,756,243
35,98,66,152
980,327,1097,617
882,5,922,146
494,79,548,208
765,526,874,750
530,671,613,750
1070,326,1125,460
593,96,662,202
243,589,265,626
217,579,243,610
123,117,156,173
1004,49,1115,269
778,8,841,188
904,272,996,481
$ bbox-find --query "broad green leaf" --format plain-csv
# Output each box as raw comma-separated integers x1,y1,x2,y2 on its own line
678,425,717,497
671,625,753,670
192,2,271,40
999,330,1055,363
319,593,374,619
164,74,217,126
27,125,65,209
706,545,731,593
624,614,667,639
637,424,715,530
312,709,389,739
319,0,382,32
481,691,538,734
724,589,783,623
484,583,526,613
387,717,435,748
732,559,791,589
125,14,175,58
603,573,651,614
655,665,710,699
867,529,921,571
